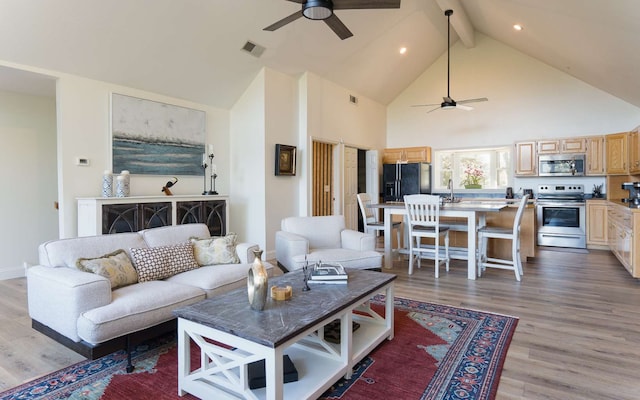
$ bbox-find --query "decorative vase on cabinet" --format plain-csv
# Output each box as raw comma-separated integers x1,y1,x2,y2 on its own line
247,249,268,311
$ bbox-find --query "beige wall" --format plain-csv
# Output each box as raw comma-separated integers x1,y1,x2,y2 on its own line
54,75,229,238
0,90,57,278
388,33,640,148
387,33,640,193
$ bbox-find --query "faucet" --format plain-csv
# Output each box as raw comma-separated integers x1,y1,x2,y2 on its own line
447,178,454,202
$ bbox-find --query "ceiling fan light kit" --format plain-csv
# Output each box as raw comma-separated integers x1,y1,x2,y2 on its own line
303,0,333,20
411,9,488,113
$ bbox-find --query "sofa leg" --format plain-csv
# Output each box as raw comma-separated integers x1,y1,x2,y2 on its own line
126,335,135,373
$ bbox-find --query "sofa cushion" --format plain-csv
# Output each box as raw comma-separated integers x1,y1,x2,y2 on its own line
166,261,275,298
292,249,381,270
190,233,240,266
281,216,345,249
39,232,147,269
76,249,138,289
141,223,211,247
77,280,205,344
130,243,199,282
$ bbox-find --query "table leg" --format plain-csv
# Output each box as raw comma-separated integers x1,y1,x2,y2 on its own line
264,348,284,400
384,208,393,269
177,319,190,396
385,284,395,340
467,213,477,280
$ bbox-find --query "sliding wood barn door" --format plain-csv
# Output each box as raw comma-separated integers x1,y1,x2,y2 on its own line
312,141,333,216
344,146,359,230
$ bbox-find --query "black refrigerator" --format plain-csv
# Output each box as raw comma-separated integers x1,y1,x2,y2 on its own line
382,162,431,202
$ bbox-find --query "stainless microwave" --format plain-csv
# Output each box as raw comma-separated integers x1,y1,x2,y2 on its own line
538,154,585,176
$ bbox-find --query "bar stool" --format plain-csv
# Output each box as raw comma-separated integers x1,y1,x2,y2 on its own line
476,195,530,281
357,193,402,251
403,194,450,277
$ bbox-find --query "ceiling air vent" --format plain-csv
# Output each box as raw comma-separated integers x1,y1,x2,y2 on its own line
349,95,358,105
241,41,265,58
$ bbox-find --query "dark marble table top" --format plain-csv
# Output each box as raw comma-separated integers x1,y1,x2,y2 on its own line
173,269,396,348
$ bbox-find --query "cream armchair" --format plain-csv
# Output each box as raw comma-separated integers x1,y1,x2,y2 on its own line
275,215,382,272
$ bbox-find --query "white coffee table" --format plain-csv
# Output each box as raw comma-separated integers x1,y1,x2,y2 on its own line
173,269,396,400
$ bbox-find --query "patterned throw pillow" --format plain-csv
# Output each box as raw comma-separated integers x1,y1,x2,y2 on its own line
76,249,138,289
130,243,200,282
190,233,240,266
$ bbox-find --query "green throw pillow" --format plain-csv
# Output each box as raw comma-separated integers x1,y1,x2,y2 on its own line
76,249,138,289
190,233,240,266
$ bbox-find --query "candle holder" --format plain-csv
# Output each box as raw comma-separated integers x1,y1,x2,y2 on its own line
207,153,218,195
201,161,208,195
302,256,311,291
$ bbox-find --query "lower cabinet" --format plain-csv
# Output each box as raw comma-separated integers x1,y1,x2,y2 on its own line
586,200,608,246
607,203,638,277
78,195,228,237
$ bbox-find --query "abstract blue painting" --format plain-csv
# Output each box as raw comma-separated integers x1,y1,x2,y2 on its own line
111,93,206,175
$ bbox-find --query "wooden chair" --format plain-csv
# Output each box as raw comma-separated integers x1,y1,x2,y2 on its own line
403,194,450,277
356,193,402,251
477,195,530,281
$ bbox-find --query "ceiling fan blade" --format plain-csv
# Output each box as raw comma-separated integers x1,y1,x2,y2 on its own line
263,11,303,31
457,97,488,105
334,0,401,10
285,0,304,3
425,106,441,114
456,104,474,111
411,102,440,107
324,14,353,40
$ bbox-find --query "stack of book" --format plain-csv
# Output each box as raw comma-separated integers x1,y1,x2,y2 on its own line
309,263,348,284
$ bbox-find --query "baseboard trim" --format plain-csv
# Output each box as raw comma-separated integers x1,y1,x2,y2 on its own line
0,266,26,280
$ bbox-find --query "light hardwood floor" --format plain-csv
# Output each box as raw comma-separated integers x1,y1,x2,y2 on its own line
1,248,639,399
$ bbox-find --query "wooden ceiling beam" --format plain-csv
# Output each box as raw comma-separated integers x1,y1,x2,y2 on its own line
435,0,475,48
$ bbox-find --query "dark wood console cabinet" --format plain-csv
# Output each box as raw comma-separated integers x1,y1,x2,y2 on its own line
78,195,228,237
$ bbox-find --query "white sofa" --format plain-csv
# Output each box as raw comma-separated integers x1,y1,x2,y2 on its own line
27,223,274,359
275,215,382,271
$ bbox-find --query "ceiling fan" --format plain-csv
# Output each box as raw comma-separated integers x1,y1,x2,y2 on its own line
263,0,401,40
412,9,488,113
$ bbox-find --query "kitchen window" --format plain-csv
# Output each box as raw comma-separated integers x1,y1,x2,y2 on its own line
433,147,511,190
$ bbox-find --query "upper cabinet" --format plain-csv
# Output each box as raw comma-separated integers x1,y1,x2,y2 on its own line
586,136,606,176
516,135,605,176
382,146,431,164
606,132,628,175
629,129,640,175
538,138,587,154
514,141,537,176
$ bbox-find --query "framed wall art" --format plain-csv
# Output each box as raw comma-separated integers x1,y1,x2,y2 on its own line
275,144,296,176
111,93,206,175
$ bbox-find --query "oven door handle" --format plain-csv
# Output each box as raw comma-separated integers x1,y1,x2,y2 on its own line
539,234,583,239
536,202,585,208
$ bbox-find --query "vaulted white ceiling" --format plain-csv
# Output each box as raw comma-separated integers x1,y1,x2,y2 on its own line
0,0,639,109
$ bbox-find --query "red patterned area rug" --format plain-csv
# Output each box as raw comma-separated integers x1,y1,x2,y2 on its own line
1,296,518,400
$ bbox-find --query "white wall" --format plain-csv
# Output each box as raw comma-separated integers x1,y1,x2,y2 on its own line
0,90,57,278
55,75,229,238
387,33,640,194
230,69,267,249
299,72,388,215
229,68,299,257
389,34,640,148
264,69,299,254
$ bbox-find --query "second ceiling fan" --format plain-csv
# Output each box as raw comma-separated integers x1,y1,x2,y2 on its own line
412,9,488,113
264,0,401,40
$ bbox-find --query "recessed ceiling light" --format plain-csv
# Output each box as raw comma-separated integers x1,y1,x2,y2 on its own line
513,24,523,31
399,47,407,55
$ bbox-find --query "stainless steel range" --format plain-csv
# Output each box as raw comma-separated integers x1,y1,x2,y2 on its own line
536,184,586,249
